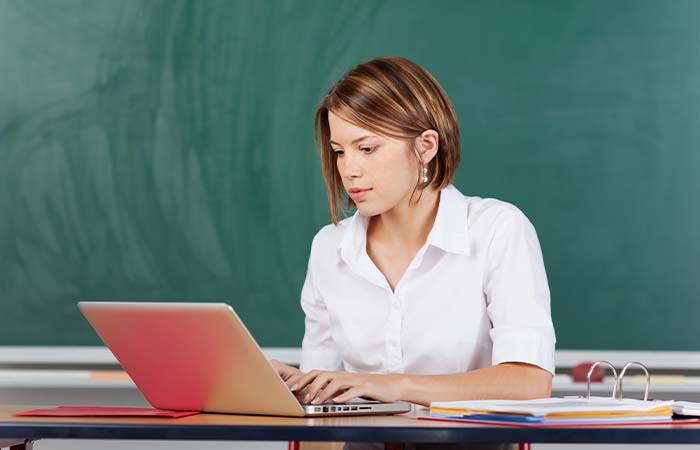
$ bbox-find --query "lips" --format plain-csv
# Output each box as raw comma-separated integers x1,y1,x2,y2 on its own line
348,188,372,201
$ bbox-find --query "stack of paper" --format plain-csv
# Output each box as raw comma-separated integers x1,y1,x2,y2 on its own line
673,401,700,416
429,397,675,425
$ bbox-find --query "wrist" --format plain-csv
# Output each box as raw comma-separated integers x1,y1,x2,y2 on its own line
396,374,414,401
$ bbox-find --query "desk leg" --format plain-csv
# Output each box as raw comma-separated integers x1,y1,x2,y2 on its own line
9,440,33,450
288,441,300,450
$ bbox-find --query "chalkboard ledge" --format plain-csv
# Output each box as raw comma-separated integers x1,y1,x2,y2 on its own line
1,347,699,371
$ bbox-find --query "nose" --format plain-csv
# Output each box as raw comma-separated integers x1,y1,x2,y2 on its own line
339,151,362,179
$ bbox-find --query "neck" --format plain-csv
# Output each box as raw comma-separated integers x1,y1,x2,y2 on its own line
369,187,441,249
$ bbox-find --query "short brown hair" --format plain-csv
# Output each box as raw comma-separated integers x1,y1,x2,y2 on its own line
314,56,460,224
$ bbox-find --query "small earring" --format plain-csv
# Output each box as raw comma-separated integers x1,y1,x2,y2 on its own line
421,166,428,183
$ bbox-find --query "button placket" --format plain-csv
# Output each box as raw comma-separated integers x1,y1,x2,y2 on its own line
384,290,404,373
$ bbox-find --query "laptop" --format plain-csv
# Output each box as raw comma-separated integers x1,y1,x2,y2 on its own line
78,302,412,417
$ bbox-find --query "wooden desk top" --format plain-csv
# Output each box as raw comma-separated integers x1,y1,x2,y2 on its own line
0,404,433,427
2,405,700,444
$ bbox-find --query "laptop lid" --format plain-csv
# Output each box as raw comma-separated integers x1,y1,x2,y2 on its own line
78,302,411,417
78,302,306,416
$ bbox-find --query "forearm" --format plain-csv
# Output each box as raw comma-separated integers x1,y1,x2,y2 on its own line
398,362,552,407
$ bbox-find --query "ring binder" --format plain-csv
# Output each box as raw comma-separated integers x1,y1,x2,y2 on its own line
585,360,651,401
617,361,650,401
586,360,618,399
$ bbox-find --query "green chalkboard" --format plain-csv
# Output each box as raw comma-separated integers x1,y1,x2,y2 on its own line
1,0,699,350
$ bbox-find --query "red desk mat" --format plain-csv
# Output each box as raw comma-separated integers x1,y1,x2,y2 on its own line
13,406,199,418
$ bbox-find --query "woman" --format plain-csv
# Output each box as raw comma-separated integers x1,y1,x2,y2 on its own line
272,56,555,408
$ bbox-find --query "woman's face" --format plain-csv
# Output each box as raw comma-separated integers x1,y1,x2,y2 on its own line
328,111,420,217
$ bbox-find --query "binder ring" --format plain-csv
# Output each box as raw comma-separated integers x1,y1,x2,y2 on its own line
616,361,650,401
586,360,618,399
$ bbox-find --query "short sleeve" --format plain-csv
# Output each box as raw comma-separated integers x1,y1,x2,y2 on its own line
299,236,343,372
483,207,556,375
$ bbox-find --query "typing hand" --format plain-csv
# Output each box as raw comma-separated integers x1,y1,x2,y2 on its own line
290,370,405,405
269,359,305,390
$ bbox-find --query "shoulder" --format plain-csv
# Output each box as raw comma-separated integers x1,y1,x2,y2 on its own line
465,197,542,262
307,216,353,261
466,197,533,232
446,186,536,244
311,216,352,247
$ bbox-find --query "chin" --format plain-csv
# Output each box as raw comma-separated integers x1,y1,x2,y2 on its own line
355,202,388,217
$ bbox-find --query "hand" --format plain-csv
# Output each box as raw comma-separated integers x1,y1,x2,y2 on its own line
269,359,305,390
292,370,406,405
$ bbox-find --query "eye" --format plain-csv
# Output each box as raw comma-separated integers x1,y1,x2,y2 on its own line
332,148,344,157
360,146,377,154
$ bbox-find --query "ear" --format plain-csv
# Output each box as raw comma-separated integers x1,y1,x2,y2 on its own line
415,129,439,164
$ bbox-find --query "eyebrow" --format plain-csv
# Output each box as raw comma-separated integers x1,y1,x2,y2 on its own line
329,135,380,146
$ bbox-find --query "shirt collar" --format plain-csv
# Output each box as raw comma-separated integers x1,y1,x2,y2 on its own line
426,184,471,256
337,184,471,265
338,210,369,265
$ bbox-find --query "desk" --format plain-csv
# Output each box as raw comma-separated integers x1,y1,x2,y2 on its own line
3,406,700,448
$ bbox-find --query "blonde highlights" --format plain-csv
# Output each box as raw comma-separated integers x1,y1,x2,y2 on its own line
314,56,460,224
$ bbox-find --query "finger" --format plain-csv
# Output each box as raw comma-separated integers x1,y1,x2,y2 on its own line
332,385,367,404
296,370,322,385
269,360,283,376
292,370,321,394
286,372,305,390
270,360,299,382
305,373,332,403
310,378,352,405
282,368,300,381
294,388,309,402
304,373,334,404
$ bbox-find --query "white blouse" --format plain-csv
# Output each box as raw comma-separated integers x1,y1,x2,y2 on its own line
299,184,556,376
